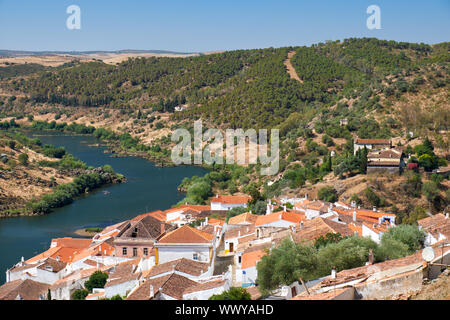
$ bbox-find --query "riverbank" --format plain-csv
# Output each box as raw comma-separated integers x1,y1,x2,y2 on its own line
0,128,126,218
0,130,208,283
73,227,103,238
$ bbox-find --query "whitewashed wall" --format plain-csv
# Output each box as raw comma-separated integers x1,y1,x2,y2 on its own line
157,246,211,264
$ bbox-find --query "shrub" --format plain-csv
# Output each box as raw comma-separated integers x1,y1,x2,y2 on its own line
18,153,29,166
84,271,109,292
318,186,338,202
209,287,251,300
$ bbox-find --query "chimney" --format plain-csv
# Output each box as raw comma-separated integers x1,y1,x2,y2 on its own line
373,206,377,212
283,205,287,211
305,194,308,200
150,285,154,298
368,249,374,265
160,223,165,235
216,194,219,198
238,231,241,237
56,256,60,262
300,221,304,229
205,217,208,225
331,267,336,279
353,210,357,222
446,213,449,219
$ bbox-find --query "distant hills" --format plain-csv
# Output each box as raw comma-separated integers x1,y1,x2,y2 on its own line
0,49,196,57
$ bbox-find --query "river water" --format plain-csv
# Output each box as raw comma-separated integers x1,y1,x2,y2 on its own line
0,131,207,283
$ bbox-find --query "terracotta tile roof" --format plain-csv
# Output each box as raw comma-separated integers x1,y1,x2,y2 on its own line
367,148,402,159
419,214,450,239
183,279,227,295
207,218,225,226
147,258,209,278
294,199,312,209
51,237,92,249
245,286,262,300
119,215,175,241
241,248,268,269
418,214,447,229
99,221,129,235
157,225,214,244
355,139,391,145
0,279,49,300
9,262,40,273
127,273,205,300
292,287,350,300
293,217,353,244
237,234,257,244
126,274,172,300
71,241,115,262
27,246,80,264
176,204,211,212
210,195,251,205
304,201,331,212
255,211,305,227
36,258,67,273
225,225,256,240
317,246,450,288
105,258,141,288
86,291,105,299
228,212,258,225
348,223,363,236
334,208,395,224
200,224,221,235
83,259,104,268
131,210,166,222
362,221,389,234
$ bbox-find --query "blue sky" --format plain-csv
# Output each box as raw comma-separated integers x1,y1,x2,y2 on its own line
0,0,449,52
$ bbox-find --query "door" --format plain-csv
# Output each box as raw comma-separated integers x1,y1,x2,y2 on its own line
229,242,234,252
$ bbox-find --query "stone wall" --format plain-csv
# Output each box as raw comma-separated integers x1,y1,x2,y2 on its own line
354,269,423,300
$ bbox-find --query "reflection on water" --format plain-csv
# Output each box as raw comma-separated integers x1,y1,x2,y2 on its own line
0,131,207,283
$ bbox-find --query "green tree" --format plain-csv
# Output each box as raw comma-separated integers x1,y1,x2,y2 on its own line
209,287,251,300
71,289,89,300
84,271,109,292
318,186,338,202
256,239,318,294
18,153,29,166
381,224,426,253
375,238,410,261
314,233,344,249
315,236,378,276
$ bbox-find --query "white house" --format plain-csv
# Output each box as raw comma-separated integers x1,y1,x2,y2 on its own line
182,279,230,300
224,225,256,254
210,195,251,211
6,257,67,285
255,211,304,229
361,222,388,244
103,259,142,299
235,245,269,287
418,213,450,246
154,225,215,265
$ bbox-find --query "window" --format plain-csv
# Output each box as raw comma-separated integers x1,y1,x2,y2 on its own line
238,256,242,264
193,253,199,260
122,247,127,256
143,248,148,256
133,248,138,257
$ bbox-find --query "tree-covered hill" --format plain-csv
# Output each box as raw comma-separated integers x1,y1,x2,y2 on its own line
1,38,448,134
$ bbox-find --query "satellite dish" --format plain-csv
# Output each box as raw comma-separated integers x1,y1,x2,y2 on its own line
422,247,435,262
